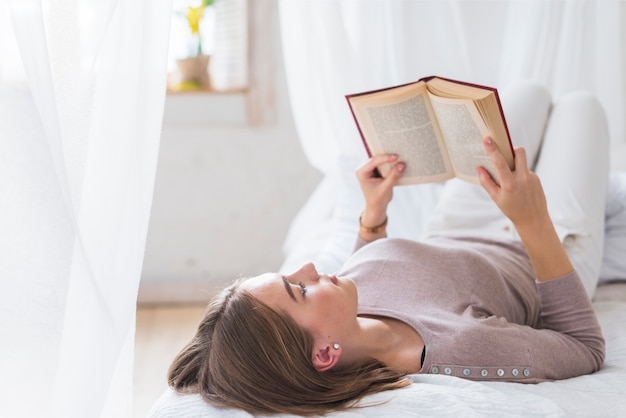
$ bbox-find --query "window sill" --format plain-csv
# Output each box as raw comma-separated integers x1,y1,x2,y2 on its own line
162,90,248,126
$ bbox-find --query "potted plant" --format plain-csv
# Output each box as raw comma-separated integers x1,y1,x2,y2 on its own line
174,0,214,91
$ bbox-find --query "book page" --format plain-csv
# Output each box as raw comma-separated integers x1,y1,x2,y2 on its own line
349,84,454,184
429,94,499,183
424,76,492,100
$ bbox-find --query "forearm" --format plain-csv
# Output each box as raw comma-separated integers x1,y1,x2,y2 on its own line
515,215,574,282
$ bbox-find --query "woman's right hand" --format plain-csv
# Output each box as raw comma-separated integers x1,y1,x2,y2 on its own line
355,154,405,227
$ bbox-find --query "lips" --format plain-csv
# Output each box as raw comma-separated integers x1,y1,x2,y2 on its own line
329,275,338,285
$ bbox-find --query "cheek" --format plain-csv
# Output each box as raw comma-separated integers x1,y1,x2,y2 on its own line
290,294,337,336
292,285,357,337
312,288,355,328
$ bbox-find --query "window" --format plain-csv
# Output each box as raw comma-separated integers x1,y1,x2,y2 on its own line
165,0,277,126
167,0,249,93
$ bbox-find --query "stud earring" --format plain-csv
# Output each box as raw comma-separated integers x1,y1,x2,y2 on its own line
333,343,340,350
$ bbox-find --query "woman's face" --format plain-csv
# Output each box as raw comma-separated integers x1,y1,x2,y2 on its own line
241,263,358,343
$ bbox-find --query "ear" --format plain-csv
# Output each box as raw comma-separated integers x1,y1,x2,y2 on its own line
312,343,341,372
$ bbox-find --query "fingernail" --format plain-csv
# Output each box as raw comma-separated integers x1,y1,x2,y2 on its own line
396,163,405,172
485,137,494,146
475,167,485,181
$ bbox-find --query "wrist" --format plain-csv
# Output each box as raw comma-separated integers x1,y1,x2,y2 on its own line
360,205,387,225
359,212,388,234
513,214,554,238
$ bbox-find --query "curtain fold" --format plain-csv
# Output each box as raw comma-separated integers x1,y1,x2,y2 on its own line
0,0,171,417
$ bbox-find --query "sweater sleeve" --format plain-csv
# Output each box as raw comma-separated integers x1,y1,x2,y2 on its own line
531,271,605,378
423,271,605,383
352,236,369,253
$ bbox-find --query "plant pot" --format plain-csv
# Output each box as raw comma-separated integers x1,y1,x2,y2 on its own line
174,54,210,90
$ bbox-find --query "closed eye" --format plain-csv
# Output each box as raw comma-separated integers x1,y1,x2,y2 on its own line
298,282,307,297
282,276,296,302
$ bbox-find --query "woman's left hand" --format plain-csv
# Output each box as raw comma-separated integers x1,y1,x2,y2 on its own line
356,154,405,226
477,137,550,231
477,137,574,282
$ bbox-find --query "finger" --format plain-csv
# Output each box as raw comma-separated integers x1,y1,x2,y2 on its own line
382,162,406,186
356,154,398,180
512,146,527,173
483,137,513,183
477,165,499,200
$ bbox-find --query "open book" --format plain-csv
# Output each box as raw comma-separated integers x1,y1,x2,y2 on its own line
346,76,514,185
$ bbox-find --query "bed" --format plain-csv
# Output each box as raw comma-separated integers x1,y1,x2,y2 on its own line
149,167,626,417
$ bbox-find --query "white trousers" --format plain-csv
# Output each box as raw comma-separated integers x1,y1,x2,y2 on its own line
425,81,610,297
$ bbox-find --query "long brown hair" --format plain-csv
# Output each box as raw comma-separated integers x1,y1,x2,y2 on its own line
167,279,411,415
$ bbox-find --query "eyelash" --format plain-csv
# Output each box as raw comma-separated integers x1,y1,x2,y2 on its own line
298,282,307,297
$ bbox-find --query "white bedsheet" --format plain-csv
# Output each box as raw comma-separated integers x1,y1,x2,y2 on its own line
148,284,626,418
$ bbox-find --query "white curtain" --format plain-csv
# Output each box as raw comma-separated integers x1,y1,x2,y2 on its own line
0,0,171,417
278,0,626,273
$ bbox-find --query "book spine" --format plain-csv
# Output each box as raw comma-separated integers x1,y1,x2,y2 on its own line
345,80,417,98
345,96,373,157
492,88,515,160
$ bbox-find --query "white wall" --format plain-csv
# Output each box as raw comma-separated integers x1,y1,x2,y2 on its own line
139,43,321,304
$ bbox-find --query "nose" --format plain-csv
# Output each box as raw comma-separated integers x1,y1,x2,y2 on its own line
291,262,319,282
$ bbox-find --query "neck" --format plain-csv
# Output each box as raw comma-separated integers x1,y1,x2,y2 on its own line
339,315,424,373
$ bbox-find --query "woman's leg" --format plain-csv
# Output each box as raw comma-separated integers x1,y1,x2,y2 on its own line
424,81,552,240
534,92,610,297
